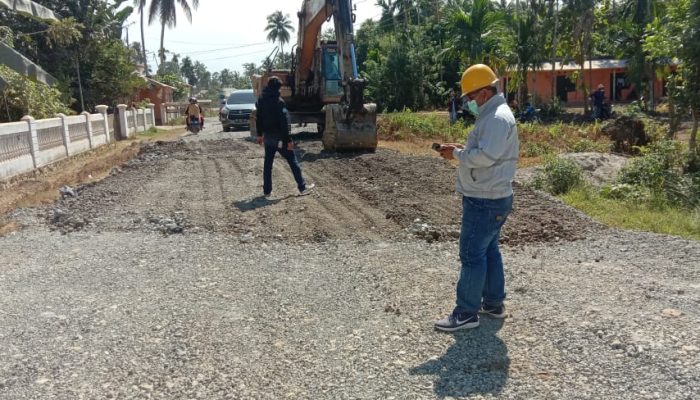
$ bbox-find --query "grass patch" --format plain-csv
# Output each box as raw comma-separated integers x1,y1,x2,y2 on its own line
138,126,161,137
378,110,472,143
378,111,612,160
134,127,185,141
562,186,700,241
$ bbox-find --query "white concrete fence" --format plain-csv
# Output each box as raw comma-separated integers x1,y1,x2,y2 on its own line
0,103,156,180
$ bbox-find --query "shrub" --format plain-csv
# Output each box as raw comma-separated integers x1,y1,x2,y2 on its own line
617,140,699,209
0,65,71,121
533,156,584,195
522,142,555,157
571,138,611,153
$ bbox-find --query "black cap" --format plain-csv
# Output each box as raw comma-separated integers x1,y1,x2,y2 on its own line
267,76,282,91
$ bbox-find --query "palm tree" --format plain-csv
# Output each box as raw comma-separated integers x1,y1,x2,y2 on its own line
134,0,148,74
445,0,506,68
264,11,294,62
148,0,200,72
508,3,547,107
561,0,596,113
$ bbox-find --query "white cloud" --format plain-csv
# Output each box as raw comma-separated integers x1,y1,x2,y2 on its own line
125,0,382,74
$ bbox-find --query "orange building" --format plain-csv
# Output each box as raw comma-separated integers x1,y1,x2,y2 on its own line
501,59,668,106
136,78,176,125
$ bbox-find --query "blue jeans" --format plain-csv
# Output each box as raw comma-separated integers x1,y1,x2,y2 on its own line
455,195,513,315
263,143,306,194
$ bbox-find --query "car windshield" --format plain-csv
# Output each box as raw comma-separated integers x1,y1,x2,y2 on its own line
227,92,256,105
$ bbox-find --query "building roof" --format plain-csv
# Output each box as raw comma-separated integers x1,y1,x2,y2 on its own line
0,0,57,21
0,42,57,89
145,77,177,90
539,59,628,71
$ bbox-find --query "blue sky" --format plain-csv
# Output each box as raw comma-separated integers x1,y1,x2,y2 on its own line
123,0,383,74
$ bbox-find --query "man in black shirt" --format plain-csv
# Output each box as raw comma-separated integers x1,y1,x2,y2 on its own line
256,76,314,197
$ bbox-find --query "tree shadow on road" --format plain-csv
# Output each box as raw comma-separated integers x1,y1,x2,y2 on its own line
409,319,509,398
232,195,293,212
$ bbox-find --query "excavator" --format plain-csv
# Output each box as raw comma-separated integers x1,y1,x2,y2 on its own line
250,0,377,151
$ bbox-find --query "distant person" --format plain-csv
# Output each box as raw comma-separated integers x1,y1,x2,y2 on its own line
255,76,314,197
590,84,605,120
185,97,204,129
448,89,462,125
434,64,519,332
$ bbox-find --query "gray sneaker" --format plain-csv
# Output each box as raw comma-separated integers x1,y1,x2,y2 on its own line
299,183,315,196
479,303,507,318
435,311,479,332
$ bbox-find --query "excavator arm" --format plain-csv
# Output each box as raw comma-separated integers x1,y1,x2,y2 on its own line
295,0,377,151
296,0,358,83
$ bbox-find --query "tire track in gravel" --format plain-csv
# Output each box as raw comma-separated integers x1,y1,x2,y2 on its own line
302,169,397,240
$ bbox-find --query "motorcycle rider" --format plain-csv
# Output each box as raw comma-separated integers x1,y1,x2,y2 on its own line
185,96,204,130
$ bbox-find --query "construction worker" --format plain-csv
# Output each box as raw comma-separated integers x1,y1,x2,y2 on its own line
255,76,314,197
590,84,606,120
434,64,519,332
185,97,204,129
448,88,462,125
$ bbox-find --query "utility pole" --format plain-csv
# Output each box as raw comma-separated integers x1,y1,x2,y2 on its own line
551,0,558,103
76,58,85,112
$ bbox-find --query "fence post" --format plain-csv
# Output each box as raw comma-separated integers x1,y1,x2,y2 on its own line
21,115,39,169
148,103,156,128
131,106,138,134
117,104,128,140
96,105,110,142
82,111,94,148
56,113,71,157
160,104,168,125
140,108,147,132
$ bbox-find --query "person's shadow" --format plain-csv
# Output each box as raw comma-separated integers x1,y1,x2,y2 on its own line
232,195,292,212
410,319,509,398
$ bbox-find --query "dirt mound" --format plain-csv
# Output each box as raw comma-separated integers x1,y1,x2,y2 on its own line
601,116,649,153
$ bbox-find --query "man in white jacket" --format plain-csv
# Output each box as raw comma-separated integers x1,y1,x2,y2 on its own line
435,64,519,332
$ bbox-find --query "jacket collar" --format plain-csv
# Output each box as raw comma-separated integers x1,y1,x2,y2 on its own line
477,93,505,116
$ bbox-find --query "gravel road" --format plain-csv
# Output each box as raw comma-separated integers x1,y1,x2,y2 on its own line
1,124,698,399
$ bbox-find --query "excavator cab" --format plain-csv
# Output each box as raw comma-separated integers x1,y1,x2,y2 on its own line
321,44,343,99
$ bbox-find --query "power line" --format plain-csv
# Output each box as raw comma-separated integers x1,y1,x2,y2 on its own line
177,42,269,56
198,47,277,62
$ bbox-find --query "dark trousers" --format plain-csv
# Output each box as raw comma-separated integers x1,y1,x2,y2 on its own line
263,144,306,194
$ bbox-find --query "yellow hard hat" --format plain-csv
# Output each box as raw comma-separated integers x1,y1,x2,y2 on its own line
460,64,499,96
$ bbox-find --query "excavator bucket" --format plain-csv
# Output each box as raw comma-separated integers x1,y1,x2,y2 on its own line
322,103,378,152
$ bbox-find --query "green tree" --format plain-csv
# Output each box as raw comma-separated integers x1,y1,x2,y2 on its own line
506,2,548,107
559,0,596,114
148,0,200,71
181,56,196,85
0,65,70,121
264,10,294,61
444,0,506,68
89,39,145,105
681,0,700,166
643,0,688,136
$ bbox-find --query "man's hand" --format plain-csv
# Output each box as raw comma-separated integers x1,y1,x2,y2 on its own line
257,136,263,145
286,141,294,151
438,145,456,160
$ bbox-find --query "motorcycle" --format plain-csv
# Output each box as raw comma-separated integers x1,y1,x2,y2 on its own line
186,116,202,134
